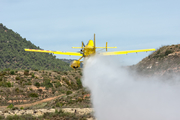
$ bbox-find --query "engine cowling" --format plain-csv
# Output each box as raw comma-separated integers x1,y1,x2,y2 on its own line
70,60,80,69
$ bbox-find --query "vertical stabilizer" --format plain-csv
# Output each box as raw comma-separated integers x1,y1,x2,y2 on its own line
106,42,108,51
94,33,96,52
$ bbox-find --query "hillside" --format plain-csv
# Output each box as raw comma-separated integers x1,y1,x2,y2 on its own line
134,44,180,76
0,69,90,109
0,69,93,119
0,24,93,119
0,23,70,71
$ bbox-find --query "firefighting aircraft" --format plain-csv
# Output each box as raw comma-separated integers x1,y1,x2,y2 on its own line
24,34,156,69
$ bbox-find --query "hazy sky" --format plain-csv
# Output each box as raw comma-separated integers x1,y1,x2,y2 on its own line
0,0,180,65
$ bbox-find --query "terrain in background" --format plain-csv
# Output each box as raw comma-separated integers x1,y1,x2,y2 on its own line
1,23,180,119
0,23,70,71
134,44,180,76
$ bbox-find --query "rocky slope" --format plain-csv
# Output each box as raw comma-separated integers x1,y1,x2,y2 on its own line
0,108,93,118
134,44,180,76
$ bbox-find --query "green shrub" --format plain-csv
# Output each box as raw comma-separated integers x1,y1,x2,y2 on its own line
57,75,60,80
29,93,38,97
34,69,38,71
54,81,62,88
12,107,19,110
0,115,4,119
66,91,72,95
24,81,32,85
76,78,82,89
6,82,11,87
165,50,173,56
0,81,12,87
31,73,35,78
0,71,6,76
38,89,42,93
62,77,71,86
43,78,53,89
49,72,51,76
15,76,20,80
56,102,63,107
64,71,68,75
156,50,160,54
24,69,29,72
10,70,15,75
15,88,19,93
34,82,40,88
24,69,29,75
7,104,14,109
4,68,10,72
0,82,5,87
79,72,82,76
20,106,24,110
6,114,35,119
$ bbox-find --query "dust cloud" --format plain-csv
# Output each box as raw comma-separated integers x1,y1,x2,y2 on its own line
82,55,180,120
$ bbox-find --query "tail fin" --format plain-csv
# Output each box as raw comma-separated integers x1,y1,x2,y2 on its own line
106,42,108,51
94,33,96,52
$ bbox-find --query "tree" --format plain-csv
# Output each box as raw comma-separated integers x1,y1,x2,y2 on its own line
34,82,40,88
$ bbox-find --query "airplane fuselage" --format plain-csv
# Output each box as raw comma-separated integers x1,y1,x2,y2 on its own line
82,40,95,57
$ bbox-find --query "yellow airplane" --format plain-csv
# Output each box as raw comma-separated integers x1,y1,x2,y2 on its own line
24,34,156,69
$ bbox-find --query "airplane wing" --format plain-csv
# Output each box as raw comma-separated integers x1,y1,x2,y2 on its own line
24,49,83,56
100,48,156,55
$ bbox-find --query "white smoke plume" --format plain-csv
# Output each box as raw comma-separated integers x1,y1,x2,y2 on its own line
82,55,180,120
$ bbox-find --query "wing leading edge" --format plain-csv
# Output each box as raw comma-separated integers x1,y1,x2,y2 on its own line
101,48,156,55
24,49,83,56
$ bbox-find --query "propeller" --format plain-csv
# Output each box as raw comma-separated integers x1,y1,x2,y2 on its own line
82,41,85,47
76,42,85,54
80,41,85,56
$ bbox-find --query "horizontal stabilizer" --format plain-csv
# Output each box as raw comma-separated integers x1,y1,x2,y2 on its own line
72,47,117,49
96,47,117,49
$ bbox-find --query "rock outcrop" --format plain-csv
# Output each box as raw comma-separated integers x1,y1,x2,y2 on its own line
0,108,93,118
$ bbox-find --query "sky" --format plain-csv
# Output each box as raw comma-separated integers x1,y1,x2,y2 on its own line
0,0,180,65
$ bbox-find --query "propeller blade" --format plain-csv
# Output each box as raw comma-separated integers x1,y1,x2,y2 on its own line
82,41,85,47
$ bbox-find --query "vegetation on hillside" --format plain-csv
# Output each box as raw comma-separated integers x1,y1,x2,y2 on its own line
0,23,71,71
134,44,180,76
0,68,90,109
